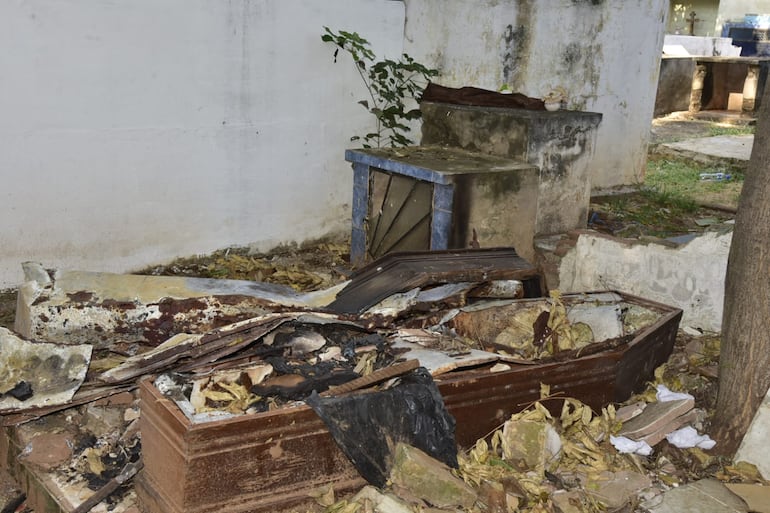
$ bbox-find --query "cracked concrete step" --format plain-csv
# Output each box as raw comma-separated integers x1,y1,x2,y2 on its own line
653,134,754,170
642,478,749,513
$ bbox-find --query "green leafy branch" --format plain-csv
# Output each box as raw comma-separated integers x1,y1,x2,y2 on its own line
322,27,439,148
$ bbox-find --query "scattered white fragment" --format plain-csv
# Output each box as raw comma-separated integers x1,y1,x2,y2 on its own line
610,435,654,456
682,326,703,336
666,426,716,449
656,384,694,402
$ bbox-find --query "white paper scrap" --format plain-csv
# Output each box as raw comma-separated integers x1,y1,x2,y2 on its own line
656,384,694,402
666,426,716,450
610,435,654,456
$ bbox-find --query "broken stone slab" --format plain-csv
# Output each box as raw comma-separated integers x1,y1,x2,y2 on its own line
15,262,346,349
0,327,92,413
641,478,749,513
616,401,647,423
388,443,477,510
478,479,523,513
17,432,74,472
350,485,416,513
585,470,652,510
734,384,770,481
617,397,695,446
500,418,561,472
724,483,770,513
552,490,586,513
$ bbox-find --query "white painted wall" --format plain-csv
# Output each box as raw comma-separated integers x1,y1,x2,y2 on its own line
558,232,732,332
0,0,405,289
404,0,669,190
1,0,670,290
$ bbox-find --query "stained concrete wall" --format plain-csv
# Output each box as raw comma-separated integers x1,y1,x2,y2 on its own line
404,0,669,190
0,0,405,289
557,231,732,332
420,102,601,237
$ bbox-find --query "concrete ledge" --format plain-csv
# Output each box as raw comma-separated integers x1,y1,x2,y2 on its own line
536,229,731,332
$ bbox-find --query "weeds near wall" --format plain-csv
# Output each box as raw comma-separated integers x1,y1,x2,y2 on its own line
322,27,439,148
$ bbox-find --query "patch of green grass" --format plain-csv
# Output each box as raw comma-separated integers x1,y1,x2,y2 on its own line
646,158,705,192
645,157,744,206
708,125,755,137
640,188,699,212
596,187,702,237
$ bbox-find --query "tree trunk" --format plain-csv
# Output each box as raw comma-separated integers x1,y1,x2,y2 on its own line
712,86,770,456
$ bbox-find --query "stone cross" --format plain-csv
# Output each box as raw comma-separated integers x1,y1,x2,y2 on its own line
688,11,701,36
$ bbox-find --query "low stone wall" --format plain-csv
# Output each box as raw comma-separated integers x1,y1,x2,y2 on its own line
535,230,732,332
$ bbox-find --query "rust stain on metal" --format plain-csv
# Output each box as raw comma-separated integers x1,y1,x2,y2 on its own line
66,291,94,303
98,299,139,310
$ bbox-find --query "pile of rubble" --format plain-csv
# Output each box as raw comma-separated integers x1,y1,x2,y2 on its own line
0,246,768,513
311,373,768,513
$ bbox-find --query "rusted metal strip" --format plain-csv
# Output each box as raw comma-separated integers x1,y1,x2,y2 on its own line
319,359,419,397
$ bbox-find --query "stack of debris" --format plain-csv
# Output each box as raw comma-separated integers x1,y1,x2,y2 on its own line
316,390,654,513
0,248,692,513
612,385,714,457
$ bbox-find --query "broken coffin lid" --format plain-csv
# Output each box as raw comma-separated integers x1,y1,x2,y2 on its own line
137,290,682,513
14,261,345,349
15,247,539,349
326,247,545,314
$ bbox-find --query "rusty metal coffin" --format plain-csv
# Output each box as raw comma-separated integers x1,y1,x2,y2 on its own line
437,293,683,446
137,291,682,513
137,381,363,513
